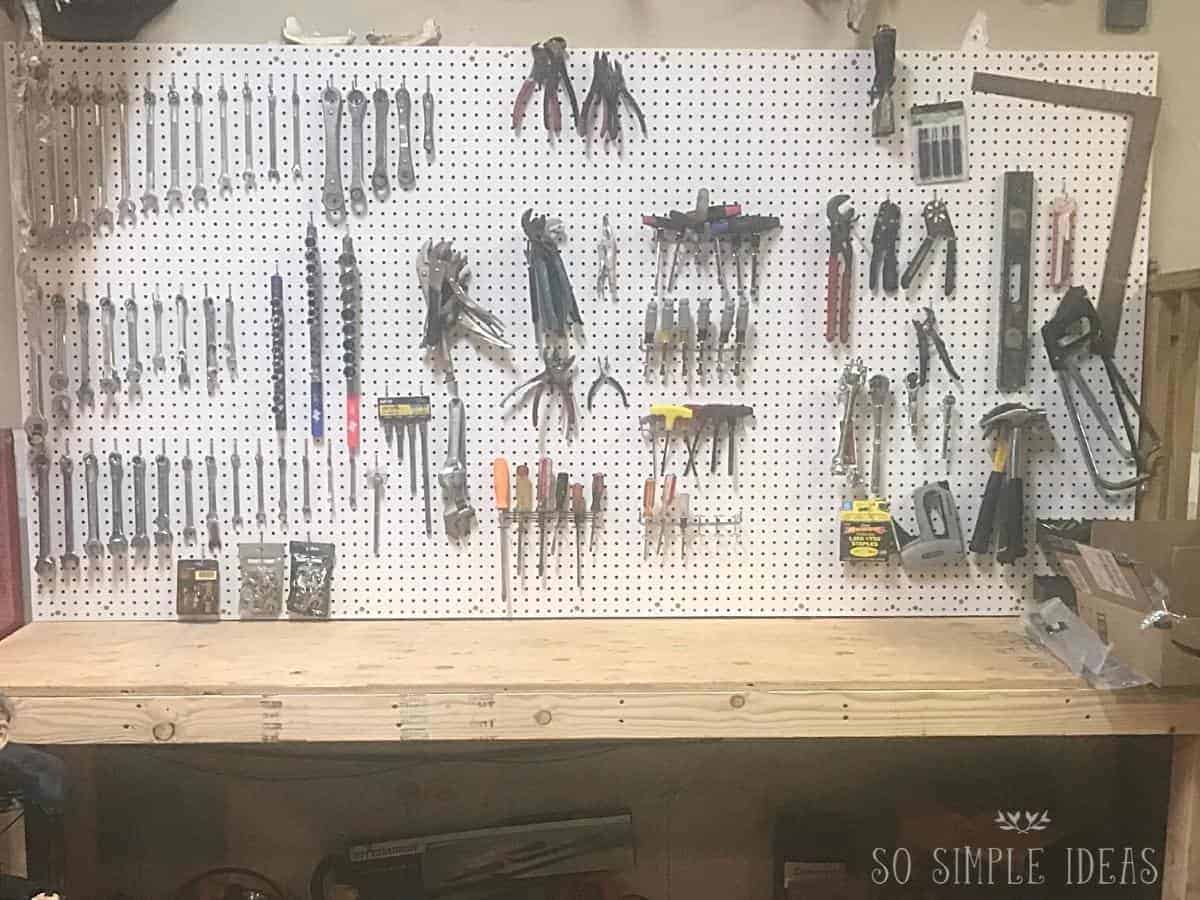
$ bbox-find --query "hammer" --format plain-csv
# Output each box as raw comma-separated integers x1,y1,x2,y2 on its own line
970,402,1025,554
983,404,1048,564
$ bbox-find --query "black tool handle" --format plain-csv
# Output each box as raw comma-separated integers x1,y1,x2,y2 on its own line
968,470,1004,554
901,237,934,289
996,477,1026,564
869,250,881,292
944,238,958,296
883,246,899,294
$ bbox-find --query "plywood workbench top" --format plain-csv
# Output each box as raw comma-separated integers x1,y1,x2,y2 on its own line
1,618,1198,744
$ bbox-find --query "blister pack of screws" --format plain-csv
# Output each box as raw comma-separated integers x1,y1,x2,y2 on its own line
176,557,220,620
238,541,286,618
286,539,336,618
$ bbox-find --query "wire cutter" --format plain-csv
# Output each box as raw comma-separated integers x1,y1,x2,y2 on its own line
500,348,578,437
512,37,578,134
586,357,628,411
825,194,858,344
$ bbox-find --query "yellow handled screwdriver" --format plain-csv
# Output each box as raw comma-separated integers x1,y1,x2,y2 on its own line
492,458,511,611
515,464,533,583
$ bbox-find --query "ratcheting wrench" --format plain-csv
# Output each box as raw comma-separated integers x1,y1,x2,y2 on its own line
91,81,114,235
267,74,280,182
291,74,302,179
65,74,89,240
124,289,143,401
217,76,233,197
348,79,368,215
321,79,346,223
241,76,256,190
141,82,159,215
371,77,390,199
395,78,415,189
165,75,184,213
116,81,137,226
191,75,208,209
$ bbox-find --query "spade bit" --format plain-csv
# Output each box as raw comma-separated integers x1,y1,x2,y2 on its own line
49,292,71,418
267,74,280,182
91,81,114,235
395,77,415,189
230,439,243,529
83,439,103,559
108,441,128,556
371,77,389,199
124,288,143,401
181,438,197,544
321,79,346,223
65,74,89,240
131,439,150,554
203,287,218,395
98,286,122,397
32,447,54,579
241,76,256,190
25,350,49,450
217,76,233,197
154,439,172,548
867,374,890,498
291,74,302,179
191,75,208,209
59,439,79,571
206,439,221,551
347,78,368,216
115,81,136,226
152,289,165,372
176,289,191,391
141,82,159,215
76,291,95,407
439,395,475,541
165,75,184,213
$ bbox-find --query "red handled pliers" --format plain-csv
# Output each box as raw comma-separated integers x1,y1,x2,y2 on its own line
825,194,858,344
512,37,579,135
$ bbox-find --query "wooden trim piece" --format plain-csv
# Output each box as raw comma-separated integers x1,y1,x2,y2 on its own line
0,430,24,639
1164,735,1200,900
1139,288,1178,519
1152,269,1200,295
1167,292,1200,520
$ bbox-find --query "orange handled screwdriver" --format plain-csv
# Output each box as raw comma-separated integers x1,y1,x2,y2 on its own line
492,458,511,611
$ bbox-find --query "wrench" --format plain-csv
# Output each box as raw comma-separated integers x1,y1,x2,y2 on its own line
206,438,221,551
905,372,920,441
176,288,191,391
347,79,368,216
191,75,208,209
46,91,64,242
59,440,79,571
165,75,184,213
131,439,150,554
76,290,95,407
422,75,435,158
33,448,54,579
291,74,302,179
267,74,280,182
231,439,243,529
125,288,143,401
302,438,312,522
20,78,45,241
241,76,256,190
868,374,890,498
65,74,89,240
108,441,128,556
154,439,172,548
941,392,956,462
833,358,866,488
98,286,121,397
217,76,233,197
371,77,390,199
254,438,267,528
277,444,288,527
181,438,197,544
141,82,159,215
152,289,166,372
115,81,137,227
395,78,416,189
49,292,71,418
203,286,218,395
225,286,238,381
83,439,103,559
91,81,114,236
25,348,49,449
321,79,346,223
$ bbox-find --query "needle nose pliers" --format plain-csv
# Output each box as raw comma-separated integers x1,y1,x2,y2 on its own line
586,357,628,411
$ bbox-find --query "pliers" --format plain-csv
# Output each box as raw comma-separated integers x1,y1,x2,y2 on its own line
500,348,578,437
913,306,961,386
586,357,628,411
825,194,858,344
512,37,578,135
578,51,647,142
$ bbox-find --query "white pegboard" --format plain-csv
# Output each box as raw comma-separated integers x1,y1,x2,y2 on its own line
6,43,1157,620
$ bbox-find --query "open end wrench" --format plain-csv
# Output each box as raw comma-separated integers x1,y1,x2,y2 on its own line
371,77,390,199
191,75,208,209
59,440,79,571
141,82,159,215
152,289,165,372
395,78,415,189
49,292,71,418
33,448,54,579
83,439,103,559
131,440,150,554
65,74,89,240
217,76,233,197
347,79,368,216
230,439,244,529
291,74,302,179
115,81,137,226
267,74,280,182
241,76,256,190
76,290,95,407
125,288,143,401
176,288,191,391
91,82,114,236
165,75,184,213
206,439,221,551
98,286,121,397
321,79,346,223
108,441,128,556
20,80,45,241
181,439,197,544
154,439,173,548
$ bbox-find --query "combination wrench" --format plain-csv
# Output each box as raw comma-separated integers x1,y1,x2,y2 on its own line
230,439,243,529
347,79,368,216
49,292,71,419
141,82,159,215
152,289,166,372
422,75,435,159
25,350,48,450
370,77,390,199
267,74,280,182
125,288,143,401
131,439,150,554
154,439,173,548
76,290,94,407
203,287,218,395
59,439,79,571
46,90,64,241
225,287,238,381
91,81,114,235
291,74,302,179
176,288,191,391
217,76,233,197
32,447,54,579
83,439,103,559
395,77,416,189
115,81,137,226
206,439,221,551
165,75,184,213
254,438,267,528
321,79,346,223
191,75,208,209
181,439,197,544
302,438,312,522
241,76,256,190
108,441,128,557
98,286,122,398
65,74,89,240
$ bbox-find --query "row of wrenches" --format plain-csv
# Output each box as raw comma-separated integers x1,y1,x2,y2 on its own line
29,436,328,582
26,287,239,434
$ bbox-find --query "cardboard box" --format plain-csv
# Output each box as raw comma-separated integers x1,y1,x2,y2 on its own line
1070,521,1200,687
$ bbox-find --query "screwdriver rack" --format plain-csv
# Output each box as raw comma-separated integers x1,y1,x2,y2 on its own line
6,43,1154,620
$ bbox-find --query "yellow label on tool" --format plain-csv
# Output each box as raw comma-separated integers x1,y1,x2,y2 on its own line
194,569,218,582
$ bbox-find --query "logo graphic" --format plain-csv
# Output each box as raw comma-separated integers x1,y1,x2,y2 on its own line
994,810,1052,834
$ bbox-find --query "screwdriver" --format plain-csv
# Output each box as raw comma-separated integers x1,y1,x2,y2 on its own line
536,457,553,577
549,472,569,560
589,473,606,551
676,492,691,559
570,483,586,588
651,403,694,475
642,478,656,559
657,475,677,556
515,464,533,583
492,458,511,613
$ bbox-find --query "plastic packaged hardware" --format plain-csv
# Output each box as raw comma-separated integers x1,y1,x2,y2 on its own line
286,540,336,618
910,101,969,185
238,541,286,619
176,558,220,620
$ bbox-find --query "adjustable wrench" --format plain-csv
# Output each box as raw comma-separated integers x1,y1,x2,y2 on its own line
217,76,233,197
65,75,89,240
267,74,281,182
91,82,114,235
206,439,221,551
77,289,94,407
291,74,302,179
98,286,122,397
225,287,238,381
59,441,79,571
254,438,267,528
347,79,368,216
152,289,166,372
371,77,390,199
395,78,416,189
83,439,103,559
181,439,197,544
131,440,150,554
141,83,159,215
49,292,71,418
116,81,137,226
32,448,54,579
321,79,346,223
203,287,218,395
165,75,184,213
241,76,256,190
124,288,143,401
176,289,191,391
230,439,244,529
191,75,208,209
439,395,475,540
108,442,128,556
154,439,172,548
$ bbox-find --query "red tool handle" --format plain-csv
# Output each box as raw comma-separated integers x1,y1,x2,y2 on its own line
512,79,535,129
839,265,851,345
825,255,841,343
347,393,360,453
